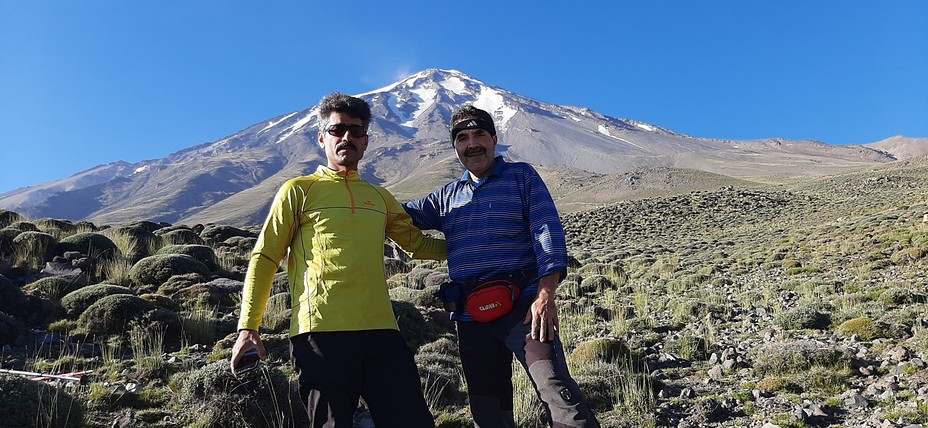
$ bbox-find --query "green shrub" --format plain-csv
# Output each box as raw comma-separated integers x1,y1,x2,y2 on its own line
171,283,238,311
129,254,211,288
155,228,205,245
557,280,582,298
384,257,410,277
198,225,255,245
76,294,159,336
171,360,300,428
580,274,613,295
12,231,58,267
393,300,440,350
156,272,210,295
7,220,38,232
836,317,889,341
0,373,83,428
105,224,163,263
406,267,435,290
890,247,927,264
775,304,831,330
664,332,709,361
23,275,90,301
571,337,631,365
56,232,119,260
33,218,78,237
390,286,442,308
218,235,257,253
0,228,19,257
416,337,465,408
60,284,135,319
753,340,849,376
879,287,928,306
0,210,25,228
156,244,219,271
261,292,292,333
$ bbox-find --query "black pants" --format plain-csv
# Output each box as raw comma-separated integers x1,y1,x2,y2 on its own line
290,329,434,428
457,298,600,428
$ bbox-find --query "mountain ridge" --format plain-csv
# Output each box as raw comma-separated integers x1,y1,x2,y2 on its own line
2,69,923,226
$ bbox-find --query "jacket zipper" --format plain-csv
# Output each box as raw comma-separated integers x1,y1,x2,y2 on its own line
343,170,356,213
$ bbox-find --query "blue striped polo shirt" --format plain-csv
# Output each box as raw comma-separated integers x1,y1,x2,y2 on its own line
403,156,568,321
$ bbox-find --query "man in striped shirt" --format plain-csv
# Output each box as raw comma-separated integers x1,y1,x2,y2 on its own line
403,105,599,427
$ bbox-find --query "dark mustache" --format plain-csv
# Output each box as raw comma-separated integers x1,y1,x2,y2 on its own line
336,142,357,151
464,147,485,156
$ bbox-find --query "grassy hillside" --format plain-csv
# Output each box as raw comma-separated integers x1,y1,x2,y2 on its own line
0,158,925,427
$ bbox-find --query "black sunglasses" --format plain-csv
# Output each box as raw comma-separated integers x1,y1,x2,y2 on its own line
326,123,368,138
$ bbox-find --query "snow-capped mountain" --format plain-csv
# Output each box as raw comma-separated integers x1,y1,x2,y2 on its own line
0,69,899,226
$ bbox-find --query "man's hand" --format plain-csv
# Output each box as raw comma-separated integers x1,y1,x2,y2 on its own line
524,273,560,342
230,329,267,373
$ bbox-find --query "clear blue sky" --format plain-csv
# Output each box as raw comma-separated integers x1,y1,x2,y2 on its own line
2,1,927,193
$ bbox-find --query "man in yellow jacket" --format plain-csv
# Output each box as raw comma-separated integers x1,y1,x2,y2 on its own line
230,92,445,427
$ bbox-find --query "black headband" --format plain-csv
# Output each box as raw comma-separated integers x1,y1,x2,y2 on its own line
450,118,497,143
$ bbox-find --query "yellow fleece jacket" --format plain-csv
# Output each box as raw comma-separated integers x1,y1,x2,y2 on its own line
238,165,446,336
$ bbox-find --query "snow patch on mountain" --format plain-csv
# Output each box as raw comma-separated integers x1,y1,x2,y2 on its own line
474,88,517,126
277,111,315,143
598,125,646,149
403,87,437,126
440,75,468,94
259,112,299,135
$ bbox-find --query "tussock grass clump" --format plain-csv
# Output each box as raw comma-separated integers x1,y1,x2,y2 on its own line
393,300,442,350
7,220,39,232
0,209,25,228
664,331,711,361
753,340,849,376
33,218,78,239
261,293,292,333
571,358,656,424
12,230,58,270
416,337,465,409
0,373,83,428
579,274,613,295
0,228,20,257
23,275,91,301
170,360,298,428
406,266,437,290
102,225,163,264
389,286,441,309
384,257,410,278
181,306,219,345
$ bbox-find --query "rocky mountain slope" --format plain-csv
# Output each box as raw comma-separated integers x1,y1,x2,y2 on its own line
3,69,917,227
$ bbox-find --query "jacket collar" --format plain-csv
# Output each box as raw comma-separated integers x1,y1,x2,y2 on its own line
315,165,360,180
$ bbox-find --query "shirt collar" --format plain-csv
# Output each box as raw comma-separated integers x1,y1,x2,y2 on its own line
458,156,506,184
